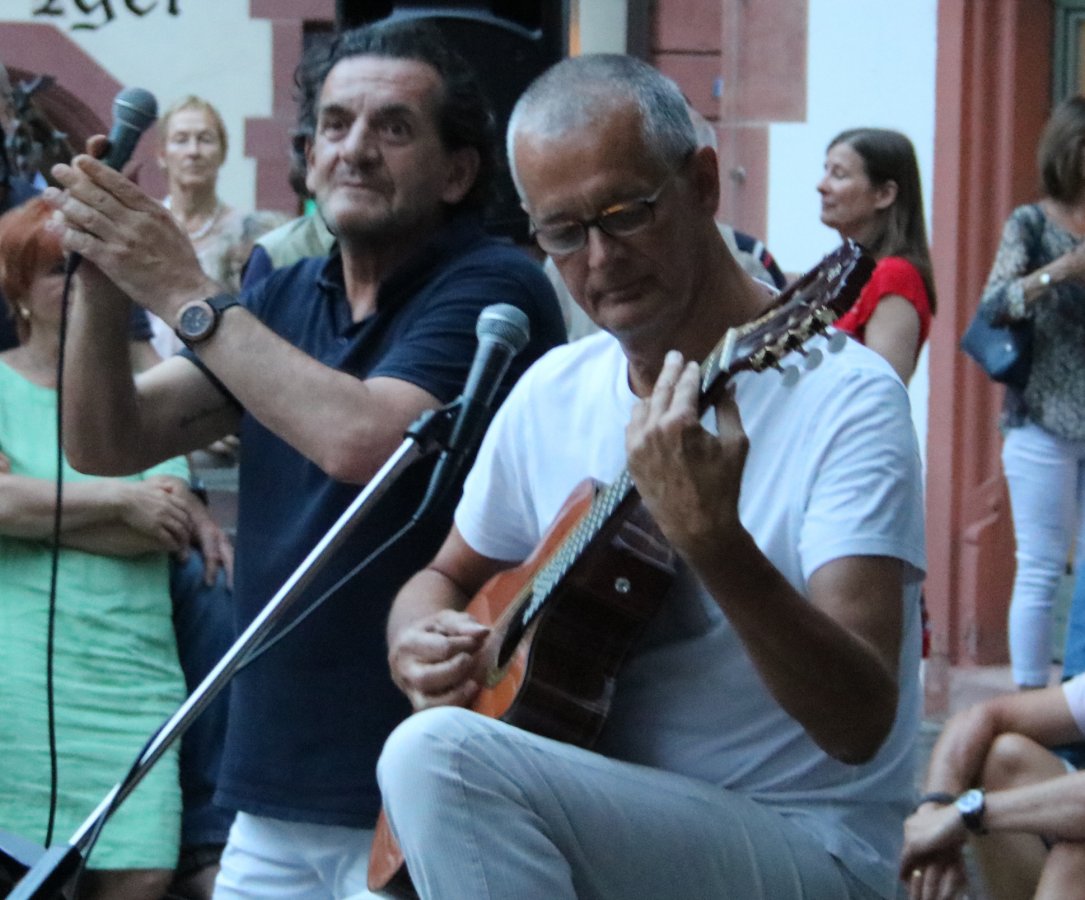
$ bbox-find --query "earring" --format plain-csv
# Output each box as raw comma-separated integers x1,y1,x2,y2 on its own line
16,304,29,320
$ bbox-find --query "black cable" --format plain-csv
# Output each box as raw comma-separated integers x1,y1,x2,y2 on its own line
49,257,129,893
36,250,425,881
239,516,416,669
62,486,421,890
237,411,458,667
0,108,63,852
37,258,176,887
71,717,167,886
41,265,78,850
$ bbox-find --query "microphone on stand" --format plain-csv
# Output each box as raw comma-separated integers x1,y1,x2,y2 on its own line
414,303,531,518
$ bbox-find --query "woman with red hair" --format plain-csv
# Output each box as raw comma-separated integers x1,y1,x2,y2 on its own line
0,197,193,898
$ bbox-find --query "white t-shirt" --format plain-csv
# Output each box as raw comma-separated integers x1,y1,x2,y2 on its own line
1063,673,1085,737
455,328,926,897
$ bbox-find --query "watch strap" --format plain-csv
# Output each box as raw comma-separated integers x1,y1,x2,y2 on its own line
914,791,955,811
206,294,240,315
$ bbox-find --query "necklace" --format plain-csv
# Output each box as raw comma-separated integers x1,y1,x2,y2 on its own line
164,195,223,242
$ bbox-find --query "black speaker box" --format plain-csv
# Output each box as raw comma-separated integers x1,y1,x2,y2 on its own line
334,2,569,241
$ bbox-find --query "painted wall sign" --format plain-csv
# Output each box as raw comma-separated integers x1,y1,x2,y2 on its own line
32,0,180,31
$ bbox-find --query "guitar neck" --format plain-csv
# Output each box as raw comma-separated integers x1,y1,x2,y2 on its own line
544,329,737,574
501,335,732,653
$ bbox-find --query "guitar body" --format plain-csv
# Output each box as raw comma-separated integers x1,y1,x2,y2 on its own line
368,479,676,897
468,478,677,743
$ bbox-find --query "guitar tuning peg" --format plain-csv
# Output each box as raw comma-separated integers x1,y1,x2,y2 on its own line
803,347,823,370
780,365,801,387
752,348,782,374
826,331,848,353
785,332,813,355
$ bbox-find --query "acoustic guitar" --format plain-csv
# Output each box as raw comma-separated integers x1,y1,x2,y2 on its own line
367,240,874,898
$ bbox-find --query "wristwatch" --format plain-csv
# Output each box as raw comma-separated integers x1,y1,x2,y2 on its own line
955,788,987,834
175,294,239,347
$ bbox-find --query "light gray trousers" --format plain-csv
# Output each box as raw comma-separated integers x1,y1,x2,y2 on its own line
377,706,883,900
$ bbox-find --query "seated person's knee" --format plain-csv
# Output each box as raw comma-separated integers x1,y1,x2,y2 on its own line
378,706,477,797
982,732,1053,789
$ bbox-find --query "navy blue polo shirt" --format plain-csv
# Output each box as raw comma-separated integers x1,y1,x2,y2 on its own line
191,213,565,826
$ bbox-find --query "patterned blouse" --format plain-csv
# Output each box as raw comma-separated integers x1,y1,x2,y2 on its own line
190,205,289,294
979,203,1085,441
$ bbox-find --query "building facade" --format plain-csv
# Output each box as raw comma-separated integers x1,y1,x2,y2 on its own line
1,1,1071,698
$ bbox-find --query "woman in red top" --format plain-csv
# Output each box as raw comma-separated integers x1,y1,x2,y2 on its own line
818,127,936,384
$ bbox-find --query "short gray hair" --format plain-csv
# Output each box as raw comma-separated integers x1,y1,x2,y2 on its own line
506,54,696,197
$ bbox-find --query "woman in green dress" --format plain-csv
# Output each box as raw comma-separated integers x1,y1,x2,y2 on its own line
0,197,200,898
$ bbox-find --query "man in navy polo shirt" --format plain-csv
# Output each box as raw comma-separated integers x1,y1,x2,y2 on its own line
47,19,563,898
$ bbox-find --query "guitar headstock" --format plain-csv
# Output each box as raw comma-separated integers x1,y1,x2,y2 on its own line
700,239,873,404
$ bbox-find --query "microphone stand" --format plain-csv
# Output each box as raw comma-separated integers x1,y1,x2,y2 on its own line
6,403,462,899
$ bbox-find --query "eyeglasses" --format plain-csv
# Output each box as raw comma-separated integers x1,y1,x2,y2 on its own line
530,172,676,256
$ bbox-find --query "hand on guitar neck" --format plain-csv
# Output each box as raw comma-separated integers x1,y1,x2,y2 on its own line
625,350,748,566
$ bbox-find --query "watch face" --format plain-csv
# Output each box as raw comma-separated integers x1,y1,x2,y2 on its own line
179,303,214,340
957,789,983,815
956,788,986,833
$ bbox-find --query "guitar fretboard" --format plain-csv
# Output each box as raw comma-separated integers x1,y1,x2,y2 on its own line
508,469,637,652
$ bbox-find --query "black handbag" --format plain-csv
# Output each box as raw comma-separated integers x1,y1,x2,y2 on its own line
959,306,1032,390
960,204,1044,390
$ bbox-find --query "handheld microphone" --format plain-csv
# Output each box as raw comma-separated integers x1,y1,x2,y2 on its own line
64,88,157,276
416,304,531,516
100,87,158,171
